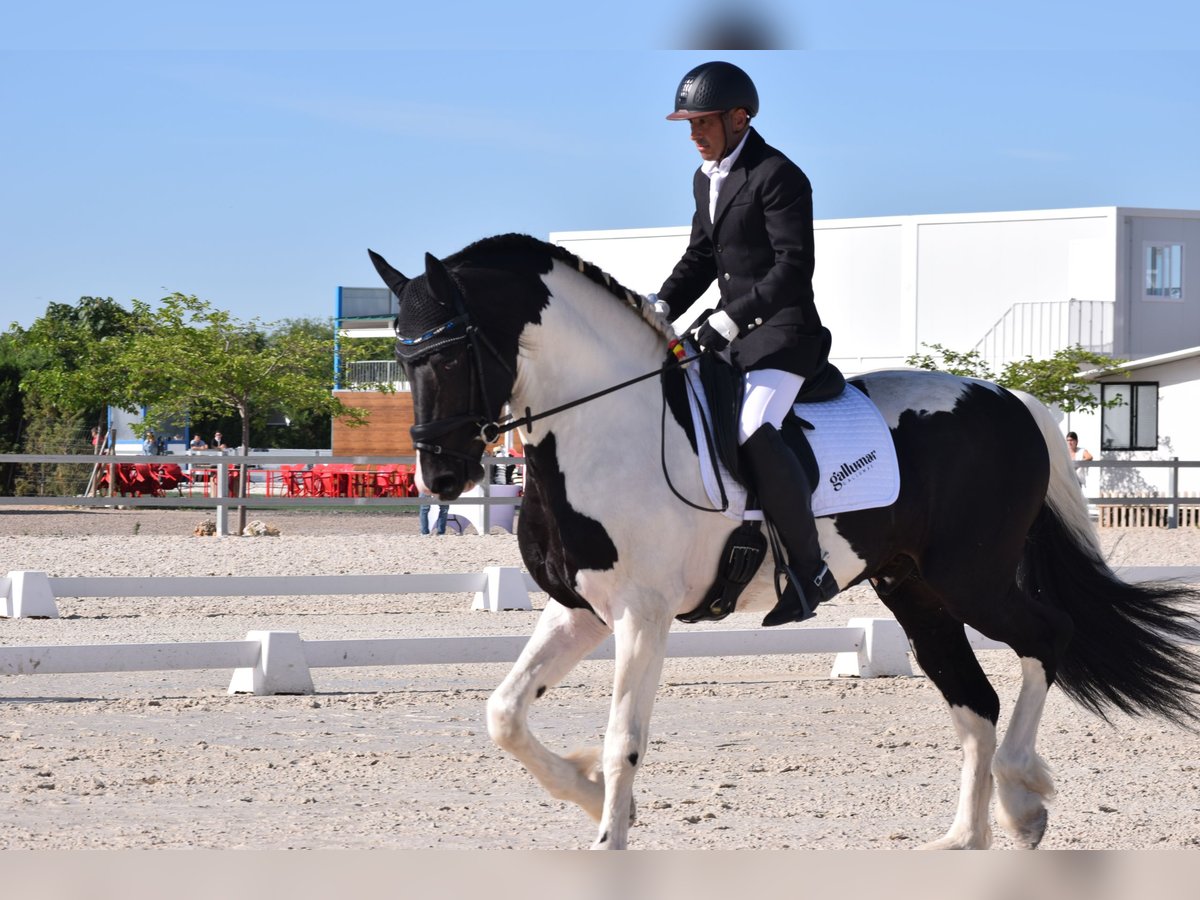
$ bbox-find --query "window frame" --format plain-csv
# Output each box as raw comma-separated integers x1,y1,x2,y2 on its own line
1100,381,1159,451
1141,241,1185,302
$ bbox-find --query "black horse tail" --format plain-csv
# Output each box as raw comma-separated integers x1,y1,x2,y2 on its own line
1015,391,1200,726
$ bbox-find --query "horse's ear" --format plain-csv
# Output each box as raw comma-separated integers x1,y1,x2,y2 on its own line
368,249,409,297
424,252,460,310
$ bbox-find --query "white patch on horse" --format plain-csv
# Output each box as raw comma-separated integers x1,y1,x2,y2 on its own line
516,261,736,629
921,704,996,850
864,371,1004,430
993,657,1055,848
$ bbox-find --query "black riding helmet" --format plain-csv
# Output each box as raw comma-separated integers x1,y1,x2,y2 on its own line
666,61,759,121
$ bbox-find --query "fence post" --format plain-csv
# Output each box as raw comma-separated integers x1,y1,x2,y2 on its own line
2,571,60,619
216,462,229,537
481,469,492,535
228,631,314,695
472,566,533,612
1169,457,1179,529
830,617,913,678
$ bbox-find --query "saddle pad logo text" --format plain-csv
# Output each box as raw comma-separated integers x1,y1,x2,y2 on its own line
830,449,880,492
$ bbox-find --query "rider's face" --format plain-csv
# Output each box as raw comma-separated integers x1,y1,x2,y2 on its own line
688,114,727,161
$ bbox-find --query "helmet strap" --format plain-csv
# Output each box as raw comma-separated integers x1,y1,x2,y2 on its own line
719,110,747,162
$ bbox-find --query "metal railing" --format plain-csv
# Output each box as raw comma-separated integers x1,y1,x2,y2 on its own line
974,299,1114,371
1079,458,1200,528
343,359,409,390
5,454,1198,529
0,453,524,537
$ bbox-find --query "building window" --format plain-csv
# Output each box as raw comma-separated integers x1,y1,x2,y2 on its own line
1143,242,1184,301
1100,382,1158,451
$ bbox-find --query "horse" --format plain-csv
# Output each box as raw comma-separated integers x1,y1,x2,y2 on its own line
369,233,1200,850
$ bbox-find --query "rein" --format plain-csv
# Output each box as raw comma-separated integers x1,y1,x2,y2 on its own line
488,346,700,439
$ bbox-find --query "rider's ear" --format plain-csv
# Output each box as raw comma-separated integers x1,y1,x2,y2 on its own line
424,252,459,310
368,249,409,297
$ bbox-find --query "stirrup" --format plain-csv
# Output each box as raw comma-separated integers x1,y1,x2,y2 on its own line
762,561,836,627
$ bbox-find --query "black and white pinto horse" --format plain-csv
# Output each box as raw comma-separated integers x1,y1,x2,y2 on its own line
370,234,1200,850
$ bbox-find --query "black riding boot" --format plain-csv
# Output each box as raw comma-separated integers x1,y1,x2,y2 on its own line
741,424,839,626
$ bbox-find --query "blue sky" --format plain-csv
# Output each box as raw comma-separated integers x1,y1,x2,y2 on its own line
3,2,1200,329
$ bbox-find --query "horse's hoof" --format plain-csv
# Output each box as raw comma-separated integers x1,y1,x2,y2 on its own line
1012,808,1048,849
918,827,992,850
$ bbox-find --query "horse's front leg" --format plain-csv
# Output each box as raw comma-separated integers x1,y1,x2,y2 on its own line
592,608,673,850
487,599,612,818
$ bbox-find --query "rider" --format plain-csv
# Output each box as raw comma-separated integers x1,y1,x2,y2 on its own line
652,60,839,625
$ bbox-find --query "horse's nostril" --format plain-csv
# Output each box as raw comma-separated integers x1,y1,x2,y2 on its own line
430,474,462,500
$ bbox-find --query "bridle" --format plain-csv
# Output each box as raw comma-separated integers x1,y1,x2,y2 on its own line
398,275,515,464
398,268,703,471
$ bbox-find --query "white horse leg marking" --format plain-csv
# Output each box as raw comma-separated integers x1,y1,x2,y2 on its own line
993,657,1055,848
921,704,996,850
592,606,673,850
486,600,612,819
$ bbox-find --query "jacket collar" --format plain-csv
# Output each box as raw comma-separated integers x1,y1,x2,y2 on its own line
710,128,763,226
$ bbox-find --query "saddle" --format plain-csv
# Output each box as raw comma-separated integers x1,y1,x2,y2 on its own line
678,352,845,624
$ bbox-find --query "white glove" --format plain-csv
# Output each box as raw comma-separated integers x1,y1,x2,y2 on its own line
705,309,740,341
647,293,670,317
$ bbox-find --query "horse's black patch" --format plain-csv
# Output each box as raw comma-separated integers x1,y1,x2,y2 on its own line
627,752,638,766
536,686,546,699
517,433,618,615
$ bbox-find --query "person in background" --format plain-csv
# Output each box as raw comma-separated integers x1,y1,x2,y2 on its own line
213,432,227,451
1066,431,1093,488
141,430,158,456
189,434,208,451
419,490,450,536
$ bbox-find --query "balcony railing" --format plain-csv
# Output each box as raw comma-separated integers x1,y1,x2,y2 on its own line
973,299,1114,371
343,360,410,391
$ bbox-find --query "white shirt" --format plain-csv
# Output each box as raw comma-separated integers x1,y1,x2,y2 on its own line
701,129,750,222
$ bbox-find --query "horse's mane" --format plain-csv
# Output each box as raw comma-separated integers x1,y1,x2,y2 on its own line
450,233,677,342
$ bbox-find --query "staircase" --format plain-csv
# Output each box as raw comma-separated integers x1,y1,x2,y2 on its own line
973,299,1114,370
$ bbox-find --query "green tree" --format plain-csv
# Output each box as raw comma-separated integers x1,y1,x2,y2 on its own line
5,297,147,495
14,296,149,428
22,294,375,525
114,295,370,457
904,343,1124,414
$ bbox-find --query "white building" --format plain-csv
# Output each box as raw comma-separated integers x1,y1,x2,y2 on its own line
551,206,1200,490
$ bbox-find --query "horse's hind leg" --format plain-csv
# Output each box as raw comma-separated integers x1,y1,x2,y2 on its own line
880,578,999,849
992,656,1056,848
953,582,1069,849
486,599,612,820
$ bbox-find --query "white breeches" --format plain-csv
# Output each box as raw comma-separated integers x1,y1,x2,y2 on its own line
738,368,805,444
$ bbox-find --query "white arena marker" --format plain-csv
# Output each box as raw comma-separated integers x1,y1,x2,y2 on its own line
830,617,913,678
472,566,532,612
3,571,60,619
228,631,314,696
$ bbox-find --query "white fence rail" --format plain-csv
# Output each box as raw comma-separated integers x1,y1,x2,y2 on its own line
3,567,1199,696
0,623,901,695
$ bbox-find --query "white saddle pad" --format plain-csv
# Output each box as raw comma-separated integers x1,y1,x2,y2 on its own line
684,366,900,521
